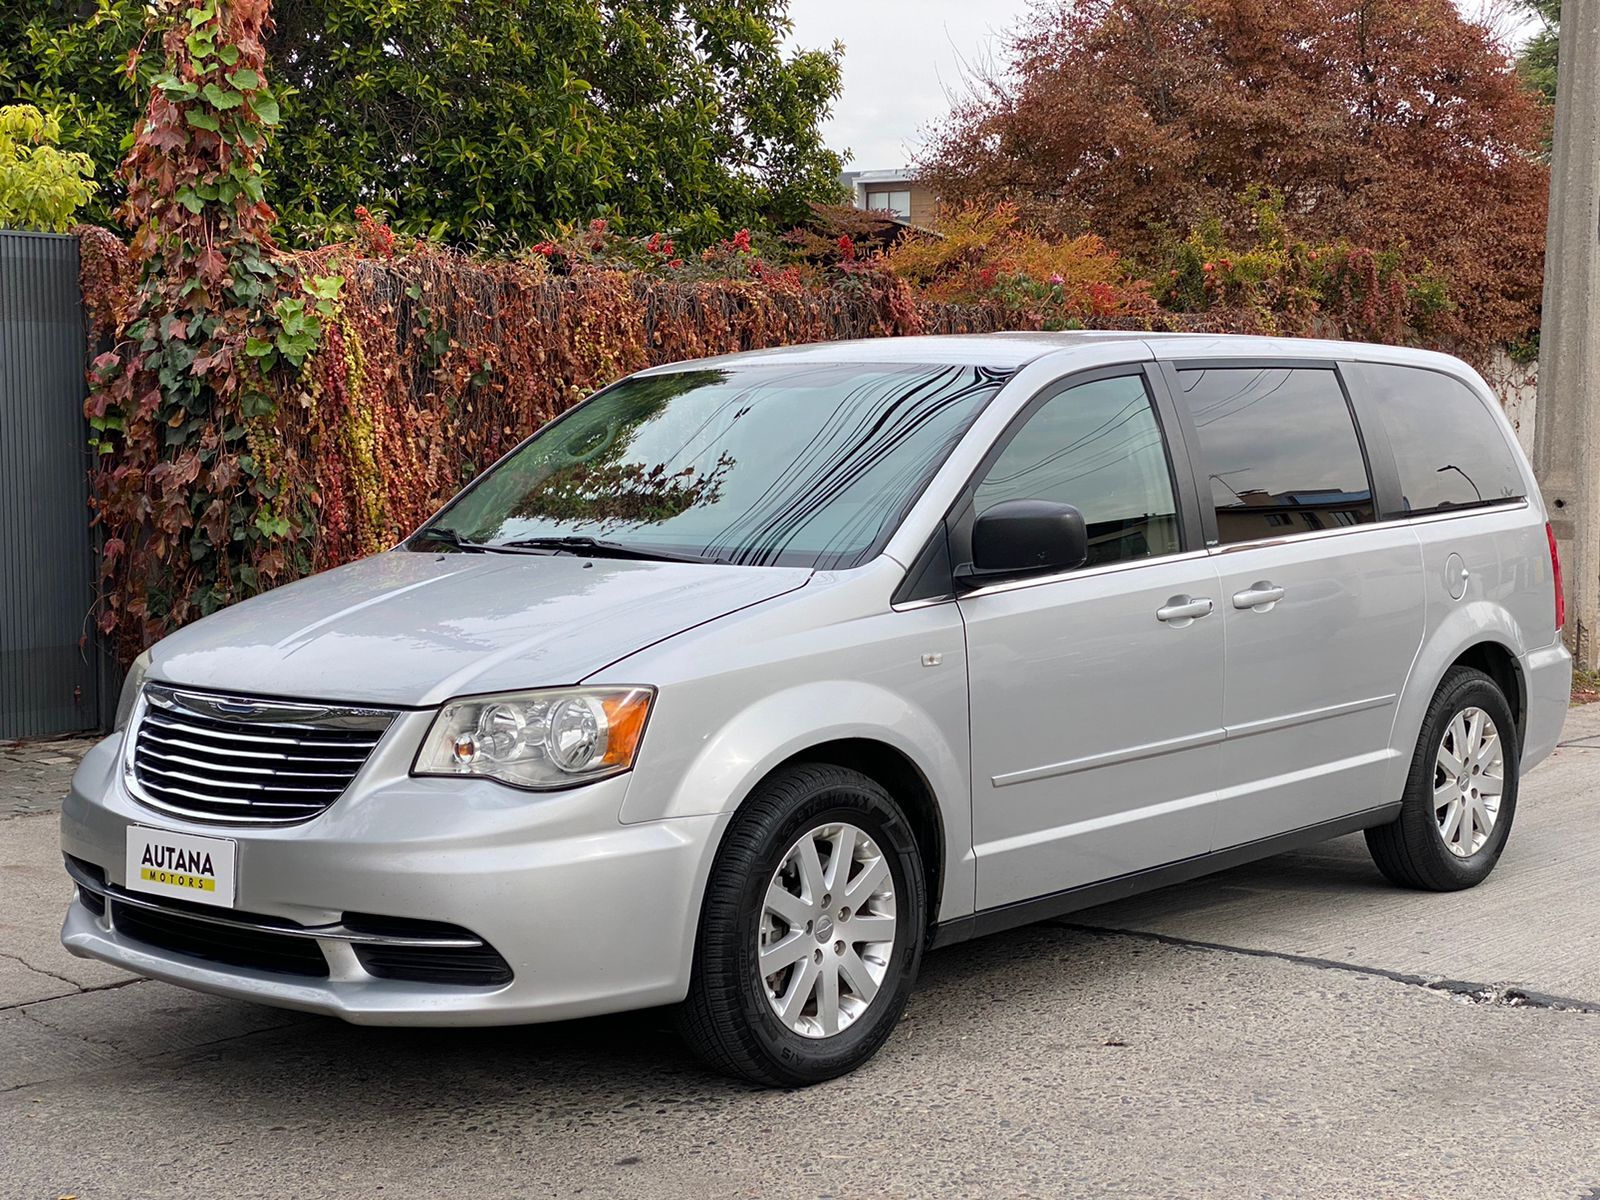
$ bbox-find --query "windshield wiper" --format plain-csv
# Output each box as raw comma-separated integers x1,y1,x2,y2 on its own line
496,535,721,564
409,526,502,554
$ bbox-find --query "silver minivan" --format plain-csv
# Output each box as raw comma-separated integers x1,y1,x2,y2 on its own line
60,333,1571,1084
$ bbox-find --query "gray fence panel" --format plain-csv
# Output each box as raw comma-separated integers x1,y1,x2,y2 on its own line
0,230,101,739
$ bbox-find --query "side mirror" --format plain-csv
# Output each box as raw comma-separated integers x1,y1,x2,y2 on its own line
960,499,1088,584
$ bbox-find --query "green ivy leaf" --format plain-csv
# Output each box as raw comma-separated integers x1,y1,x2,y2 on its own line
203,83,244,110
246,91,280,125
227,68,261,91
185,110,220,132
305,274,344,301
158,77,199,100
254,513,292,539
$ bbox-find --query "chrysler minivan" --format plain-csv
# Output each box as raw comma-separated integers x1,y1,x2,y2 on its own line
60,333,1570,1085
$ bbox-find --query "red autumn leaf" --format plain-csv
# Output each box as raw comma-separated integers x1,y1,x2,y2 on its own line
201,250,230,289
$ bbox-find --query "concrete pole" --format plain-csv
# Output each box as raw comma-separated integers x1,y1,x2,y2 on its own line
1534,0,1600,670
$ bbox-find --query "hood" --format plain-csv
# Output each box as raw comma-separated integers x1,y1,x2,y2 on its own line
149,550,811,707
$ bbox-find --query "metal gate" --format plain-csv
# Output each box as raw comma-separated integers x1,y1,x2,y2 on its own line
0,230,103,739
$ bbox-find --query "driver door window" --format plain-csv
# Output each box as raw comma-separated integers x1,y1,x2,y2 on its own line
973,374,1181,568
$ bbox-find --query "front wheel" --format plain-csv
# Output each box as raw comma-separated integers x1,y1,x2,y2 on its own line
677,763,927,1086
1366,666,1519,890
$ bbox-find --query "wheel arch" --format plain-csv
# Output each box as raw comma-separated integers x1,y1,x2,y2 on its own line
766,738,948,927
1449,641,1526,750
1388,605,1532,802
624,677,973,927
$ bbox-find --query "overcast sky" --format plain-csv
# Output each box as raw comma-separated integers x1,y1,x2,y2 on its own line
784,0,1535,172
784,0,1037,171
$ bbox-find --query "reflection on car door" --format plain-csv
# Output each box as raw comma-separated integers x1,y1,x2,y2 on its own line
1168,363,1425,846
956,370,1225,910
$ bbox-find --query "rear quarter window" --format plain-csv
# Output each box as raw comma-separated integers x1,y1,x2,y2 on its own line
1356,364,1526,516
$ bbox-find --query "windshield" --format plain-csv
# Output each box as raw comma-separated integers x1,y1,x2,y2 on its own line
421,363,1009,568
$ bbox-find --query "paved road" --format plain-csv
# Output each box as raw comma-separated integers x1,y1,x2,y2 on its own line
0,736,101,820
4,711,1600,1199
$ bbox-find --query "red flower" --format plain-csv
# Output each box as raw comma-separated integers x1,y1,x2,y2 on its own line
731,228,752,253
533,241,556,257
590,218,608,233
837,234,856,262
354,205,396,257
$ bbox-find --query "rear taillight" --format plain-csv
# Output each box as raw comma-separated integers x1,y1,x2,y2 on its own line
1547,521,1565,633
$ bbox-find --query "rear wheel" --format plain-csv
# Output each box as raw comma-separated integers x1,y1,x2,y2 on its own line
1366,666,1519,890
677,763,926,1086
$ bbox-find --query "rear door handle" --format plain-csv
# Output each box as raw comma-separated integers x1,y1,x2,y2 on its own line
1156,595,1214,625
1232,581,1286,611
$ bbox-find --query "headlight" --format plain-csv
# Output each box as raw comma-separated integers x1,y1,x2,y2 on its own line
413,687,654,790
114,650,152,732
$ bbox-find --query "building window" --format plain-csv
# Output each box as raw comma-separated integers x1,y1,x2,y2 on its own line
866,189,912,218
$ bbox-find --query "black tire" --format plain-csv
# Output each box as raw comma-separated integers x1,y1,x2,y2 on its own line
1366,666,1519,890
676,763,927,1087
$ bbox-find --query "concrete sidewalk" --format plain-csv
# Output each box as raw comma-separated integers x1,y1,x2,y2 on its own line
3,711,1599,1198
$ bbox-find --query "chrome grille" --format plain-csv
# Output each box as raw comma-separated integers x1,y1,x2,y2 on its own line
129,685,397,825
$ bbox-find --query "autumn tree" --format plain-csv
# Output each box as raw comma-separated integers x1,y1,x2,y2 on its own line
2,0,846,244
919,0,1550,347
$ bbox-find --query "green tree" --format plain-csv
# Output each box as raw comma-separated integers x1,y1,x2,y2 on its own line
0,2,151,228
1520,0,1559,103
0,103,97,230
1,0,845,245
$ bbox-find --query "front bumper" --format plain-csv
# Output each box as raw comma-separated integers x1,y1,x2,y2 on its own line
59,730,725,1025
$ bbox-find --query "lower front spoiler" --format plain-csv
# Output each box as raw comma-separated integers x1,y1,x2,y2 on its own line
59,877,690,1028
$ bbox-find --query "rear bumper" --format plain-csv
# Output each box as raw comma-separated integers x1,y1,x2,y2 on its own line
59,734,725,1025
1521,639,1572,772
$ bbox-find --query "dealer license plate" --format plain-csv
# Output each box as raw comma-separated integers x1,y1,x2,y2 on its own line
125,825,237,909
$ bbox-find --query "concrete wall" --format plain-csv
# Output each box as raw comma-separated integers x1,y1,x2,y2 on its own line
1482,348,1538,458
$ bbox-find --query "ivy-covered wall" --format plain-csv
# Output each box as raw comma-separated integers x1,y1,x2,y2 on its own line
79,224,1018,661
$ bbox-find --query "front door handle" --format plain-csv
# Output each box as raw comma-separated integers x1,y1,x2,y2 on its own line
1156,595,1214,626
1232,581,1286,611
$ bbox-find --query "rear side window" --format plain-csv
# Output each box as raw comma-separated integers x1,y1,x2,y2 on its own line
1174,366,1375,546
974,374,1181,566
1357,364,1526,515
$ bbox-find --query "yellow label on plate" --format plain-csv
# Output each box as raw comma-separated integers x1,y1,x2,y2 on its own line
140,867,216,892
